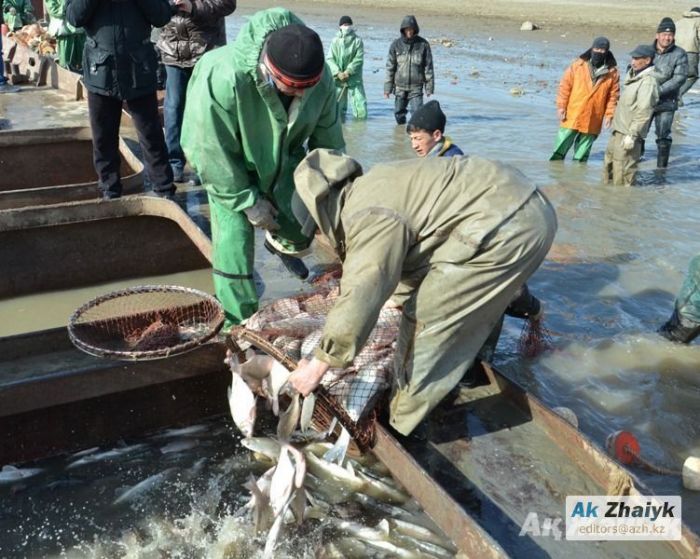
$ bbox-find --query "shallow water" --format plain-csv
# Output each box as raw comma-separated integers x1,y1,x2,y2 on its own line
2,3,700,557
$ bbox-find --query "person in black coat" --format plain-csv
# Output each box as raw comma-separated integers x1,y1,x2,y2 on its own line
383,15,434,125
66,0,177,199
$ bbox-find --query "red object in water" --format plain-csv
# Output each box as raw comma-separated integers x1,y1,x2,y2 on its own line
606,430,641,465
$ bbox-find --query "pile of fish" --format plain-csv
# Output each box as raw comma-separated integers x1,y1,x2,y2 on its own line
242,284,402,422
225,348,458,558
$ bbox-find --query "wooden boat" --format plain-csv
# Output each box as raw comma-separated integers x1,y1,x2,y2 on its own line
0,127,143,210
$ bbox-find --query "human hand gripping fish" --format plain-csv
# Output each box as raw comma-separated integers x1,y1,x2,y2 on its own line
288,357,330,396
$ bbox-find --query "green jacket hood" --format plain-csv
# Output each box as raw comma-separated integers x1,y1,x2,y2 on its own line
231,8,305,78
294,149,363,251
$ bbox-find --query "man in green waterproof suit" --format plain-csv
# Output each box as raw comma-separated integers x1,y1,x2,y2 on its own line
326,15,367,121
181,8,345,328
3,0,34,31
45,0,85,71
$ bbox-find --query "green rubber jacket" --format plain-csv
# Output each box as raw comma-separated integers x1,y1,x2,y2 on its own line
181,7,345,235
3,0,33,31
326,27,364,87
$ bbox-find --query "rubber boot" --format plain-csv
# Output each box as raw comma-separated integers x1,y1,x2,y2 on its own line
658,309,700,344
657,140,671,168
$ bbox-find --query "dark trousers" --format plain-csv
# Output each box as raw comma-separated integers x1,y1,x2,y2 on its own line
653,109,675,144
88,90,174,198
164,65,193,174
394,90,424,124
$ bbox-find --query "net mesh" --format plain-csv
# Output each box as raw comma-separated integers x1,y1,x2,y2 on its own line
68,285,224,360
235,268,400,439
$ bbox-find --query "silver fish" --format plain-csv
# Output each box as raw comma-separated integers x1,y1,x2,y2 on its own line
304,451,365,493
322,427,351,465
66,444,148,469
277,392,300,441
269,446,295,517
390,533,456,559
0,465,42,484
300,392,316,432
389,517,456,549
356,470,410,504
241,437,281,462
159,439,198,454
113,468,174,505
227,353,257,438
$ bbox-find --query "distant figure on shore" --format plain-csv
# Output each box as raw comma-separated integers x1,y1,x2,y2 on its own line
659,254,700,344
2,0,34,31
326,15,367,121
550,37,619,162
384,15,434,125
674,7,700,102
650,17,688,168
406,99,462,157
602,45,659,186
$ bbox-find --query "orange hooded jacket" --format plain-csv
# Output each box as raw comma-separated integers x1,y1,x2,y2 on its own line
556,53,620,135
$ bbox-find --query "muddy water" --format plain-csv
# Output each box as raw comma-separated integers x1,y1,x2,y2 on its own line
2,2,700,557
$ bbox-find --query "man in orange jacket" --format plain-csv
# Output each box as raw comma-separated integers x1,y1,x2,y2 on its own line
550,37,620,162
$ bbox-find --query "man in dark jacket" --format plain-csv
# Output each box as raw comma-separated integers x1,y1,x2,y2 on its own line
66,0,176,200
651,17,688,168
384,15,434,125
158,0,236,184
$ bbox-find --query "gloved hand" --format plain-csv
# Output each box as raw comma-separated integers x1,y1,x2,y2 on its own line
621,135,636,150
9,7,17,14
243,198,279,231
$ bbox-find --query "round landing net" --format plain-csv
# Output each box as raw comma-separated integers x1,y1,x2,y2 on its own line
68,285,225,360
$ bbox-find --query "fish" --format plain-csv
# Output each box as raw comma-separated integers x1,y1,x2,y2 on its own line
277,392,300,441
226,352,257,437
356,470,410,504
113,468,174,505
153,424,209,439
0,465,42,484
332,518,390,541
389,518,458,552
66,444,148,469
300,392,316,432
390,533,456,559
269,446,295,517
322,427,351,465
264,359,292,416
243,473,274,533
159,439,199,454
304,451,366,493
241,437,281,462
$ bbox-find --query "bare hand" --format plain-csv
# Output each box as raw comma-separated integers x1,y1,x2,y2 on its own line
9,7,17,14
557,108,566,121
384,93,390,99
288,358,330,397
175,0,193,14
603,116,612,129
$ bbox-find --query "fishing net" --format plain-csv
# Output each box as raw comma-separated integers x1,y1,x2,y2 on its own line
231,268,400,448
68,285,224,360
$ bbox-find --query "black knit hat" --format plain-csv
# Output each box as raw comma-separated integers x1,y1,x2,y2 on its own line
339,15,353,26
407,100,447,133
592,36,610,50
657,17,676,33
265,24,325,87
693,7,700,14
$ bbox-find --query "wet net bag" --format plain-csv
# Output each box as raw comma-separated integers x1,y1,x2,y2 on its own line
235,270,401,428
68,285,225,360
